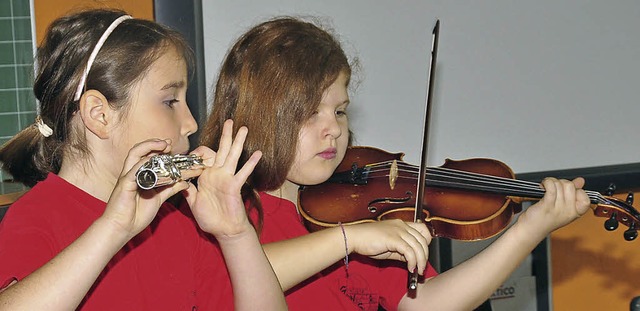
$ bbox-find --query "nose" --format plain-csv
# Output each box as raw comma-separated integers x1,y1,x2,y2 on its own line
323,113,342,139
181,104,198,137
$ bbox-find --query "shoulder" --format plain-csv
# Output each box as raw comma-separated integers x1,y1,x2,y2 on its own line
7,174,100,222
0,174,104,253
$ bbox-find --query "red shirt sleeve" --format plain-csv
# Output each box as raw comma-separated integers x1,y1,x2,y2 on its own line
0,210,60,287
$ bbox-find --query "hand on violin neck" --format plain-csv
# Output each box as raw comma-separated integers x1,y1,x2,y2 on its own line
346,219,432,275
515,177,590,240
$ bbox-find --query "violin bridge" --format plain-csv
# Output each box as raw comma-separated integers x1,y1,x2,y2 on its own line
389,160,398,190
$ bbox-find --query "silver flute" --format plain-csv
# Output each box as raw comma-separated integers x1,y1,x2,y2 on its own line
136,154,205,190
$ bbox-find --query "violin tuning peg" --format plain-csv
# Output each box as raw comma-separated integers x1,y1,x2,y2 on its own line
605,183,617,196
624,226,638,241
627,192,635,205
605,212,619,231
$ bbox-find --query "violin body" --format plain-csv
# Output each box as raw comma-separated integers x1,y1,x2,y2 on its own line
298,146,522,240
298,146,640,242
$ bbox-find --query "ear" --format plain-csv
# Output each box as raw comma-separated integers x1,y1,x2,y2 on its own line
78,90,113,139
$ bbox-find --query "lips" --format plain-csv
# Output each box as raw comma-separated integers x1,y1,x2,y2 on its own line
318,147,337,159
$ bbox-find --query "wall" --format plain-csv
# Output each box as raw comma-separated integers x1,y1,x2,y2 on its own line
0,0,34,195
551,191,640,310
33,0,153,44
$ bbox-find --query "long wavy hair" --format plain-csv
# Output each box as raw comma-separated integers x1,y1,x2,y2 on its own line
200,16,353,226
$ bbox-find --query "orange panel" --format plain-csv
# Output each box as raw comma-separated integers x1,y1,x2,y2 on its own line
551,192,640,310
33,0,154,45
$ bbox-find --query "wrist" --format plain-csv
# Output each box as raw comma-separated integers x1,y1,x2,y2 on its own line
216,228,259,248
511,216,550,246
338,222,350,276
337,222,351,253
93,216,135,246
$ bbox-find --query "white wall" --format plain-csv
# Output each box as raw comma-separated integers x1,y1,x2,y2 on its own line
202,1,640,174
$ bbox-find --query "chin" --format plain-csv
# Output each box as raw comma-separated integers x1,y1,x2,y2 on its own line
313,170,336,185
295,170,334,186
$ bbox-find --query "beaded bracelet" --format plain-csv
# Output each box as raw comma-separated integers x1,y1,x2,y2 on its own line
338,222,349,277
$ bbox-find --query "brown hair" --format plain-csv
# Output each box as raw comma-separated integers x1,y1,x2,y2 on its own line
201,16,351,191
200,17,352,227
0,9,194,187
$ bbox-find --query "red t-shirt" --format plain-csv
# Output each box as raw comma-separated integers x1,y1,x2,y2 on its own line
254,192,438,311
0,173,231,310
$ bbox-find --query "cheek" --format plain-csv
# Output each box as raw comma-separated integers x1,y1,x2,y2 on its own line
141,113,180,138
114,114,178,148
287,143,323,185
337,128,350,156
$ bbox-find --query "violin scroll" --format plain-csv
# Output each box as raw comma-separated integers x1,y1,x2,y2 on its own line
593,190,640,241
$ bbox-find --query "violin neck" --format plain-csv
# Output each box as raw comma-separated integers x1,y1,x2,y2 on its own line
425,167,611,205
426,170,546,200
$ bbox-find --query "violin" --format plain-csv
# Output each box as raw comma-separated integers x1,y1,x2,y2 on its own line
298,146,640,241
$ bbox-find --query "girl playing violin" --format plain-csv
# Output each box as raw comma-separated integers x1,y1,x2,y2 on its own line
202,16,591,310
0,9,286,310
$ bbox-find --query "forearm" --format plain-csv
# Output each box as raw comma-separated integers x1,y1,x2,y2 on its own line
0,218,129,310
218,231,288,311
401,221,544,311
263,226,347,291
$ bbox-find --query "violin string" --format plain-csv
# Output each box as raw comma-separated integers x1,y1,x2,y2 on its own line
365,161,544,195
368,161,559,192
361,161,640,222
363,161,619,206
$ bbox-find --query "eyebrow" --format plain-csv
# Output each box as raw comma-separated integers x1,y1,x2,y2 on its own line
160,80,186,90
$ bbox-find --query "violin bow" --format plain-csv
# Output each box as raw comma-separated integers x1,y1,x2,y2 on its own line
409,19,440,291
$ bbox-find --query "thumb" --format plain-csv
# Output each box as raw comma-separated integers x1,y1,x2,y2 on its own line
180,182,198,207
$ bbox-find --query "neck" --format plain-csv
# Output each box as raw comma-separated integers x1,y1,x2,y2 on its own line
57,154,117,203
266,180,300,206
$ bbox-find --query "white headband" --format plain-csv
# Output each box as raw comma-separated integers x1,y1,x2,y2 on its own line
73,15,133,101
